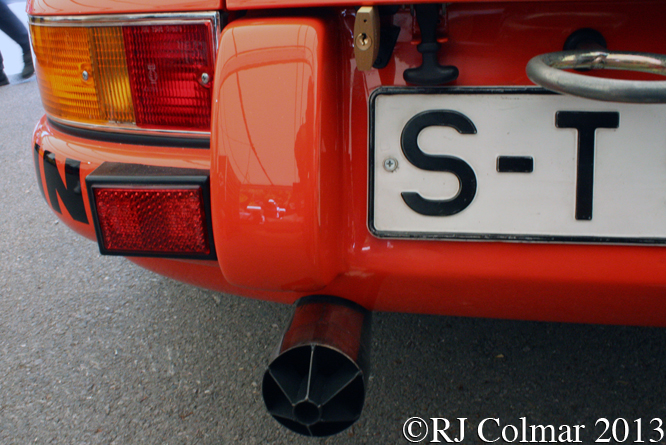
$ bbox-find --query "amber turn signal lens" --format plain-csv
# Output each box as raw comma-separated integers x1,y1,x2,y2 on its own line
30,25,134,125
91,27,135,123
30,25,108,123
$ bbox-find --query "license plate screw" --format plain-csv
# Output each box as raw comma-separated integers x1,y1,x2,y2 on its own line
383,157,398,172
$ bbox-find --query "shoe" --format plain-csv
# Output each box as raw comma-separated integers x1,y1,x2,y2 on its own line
0,70,9,87
21,52,34,79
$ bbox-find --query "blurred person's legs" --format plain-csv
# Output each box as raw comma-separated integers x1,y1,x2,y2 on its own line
0,1,33,84
0,50,7,85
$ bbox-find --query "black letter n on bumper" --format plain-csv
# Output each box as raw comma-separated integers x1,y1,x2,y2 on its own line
41,149,89,224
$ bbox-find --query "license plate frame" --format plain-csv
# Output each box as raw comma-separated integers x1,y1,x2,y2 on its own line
368,86,666,245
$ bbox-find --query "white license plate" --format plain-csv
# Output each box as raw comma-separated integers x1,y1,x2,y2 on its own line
369,87,666,244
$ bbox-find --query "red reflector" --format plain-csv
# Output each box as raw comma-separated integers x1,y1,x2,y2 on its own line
123,24,214,131
93,186,210,255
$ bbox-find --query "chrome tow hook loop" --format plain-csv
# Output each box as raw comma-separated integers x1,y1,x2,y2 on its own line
526,50,666,103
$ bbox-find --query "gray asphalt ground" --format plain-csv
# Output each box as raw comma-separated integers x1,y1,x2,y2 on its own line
2,80,666,445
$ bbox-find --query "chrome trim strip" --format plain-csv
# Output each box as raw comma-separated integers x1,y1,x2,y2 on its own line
29,12,219,28
29,11,221,139
49,116,211,139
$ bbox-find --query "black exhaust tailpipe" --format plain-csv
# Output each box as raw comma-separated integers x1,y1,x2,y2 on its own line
262,295,371,437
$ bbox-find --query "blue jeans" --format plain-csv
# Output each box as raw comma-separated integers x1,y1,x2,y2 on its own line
0,1,30,70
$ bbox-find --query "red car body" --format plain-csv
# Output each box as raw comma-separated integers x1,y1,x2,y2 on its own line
29,0,666,328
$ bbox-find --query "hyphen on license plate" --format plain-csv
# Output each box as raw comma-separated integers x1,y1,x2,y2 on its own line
369,87,666,244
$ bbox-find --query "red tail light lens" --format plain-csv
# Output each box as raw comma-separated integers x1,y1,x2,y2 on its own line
93,186,210,255
124,24,214,131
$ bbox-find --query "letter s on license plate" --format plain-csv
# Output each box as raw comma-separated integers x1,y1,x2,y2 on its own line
369,87,666,244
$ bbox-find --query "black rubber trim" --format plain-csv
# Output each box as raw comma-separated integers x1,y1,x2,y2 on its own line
48,118,210,149
86,162,217,260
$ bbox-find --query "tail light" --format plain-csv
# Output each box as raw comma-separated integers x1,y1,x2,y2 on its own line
124,25,214,130
29,13,219,135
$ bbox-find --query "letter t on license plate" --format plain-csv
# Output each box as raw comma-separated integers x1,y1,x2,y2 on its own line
369,87,666,244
